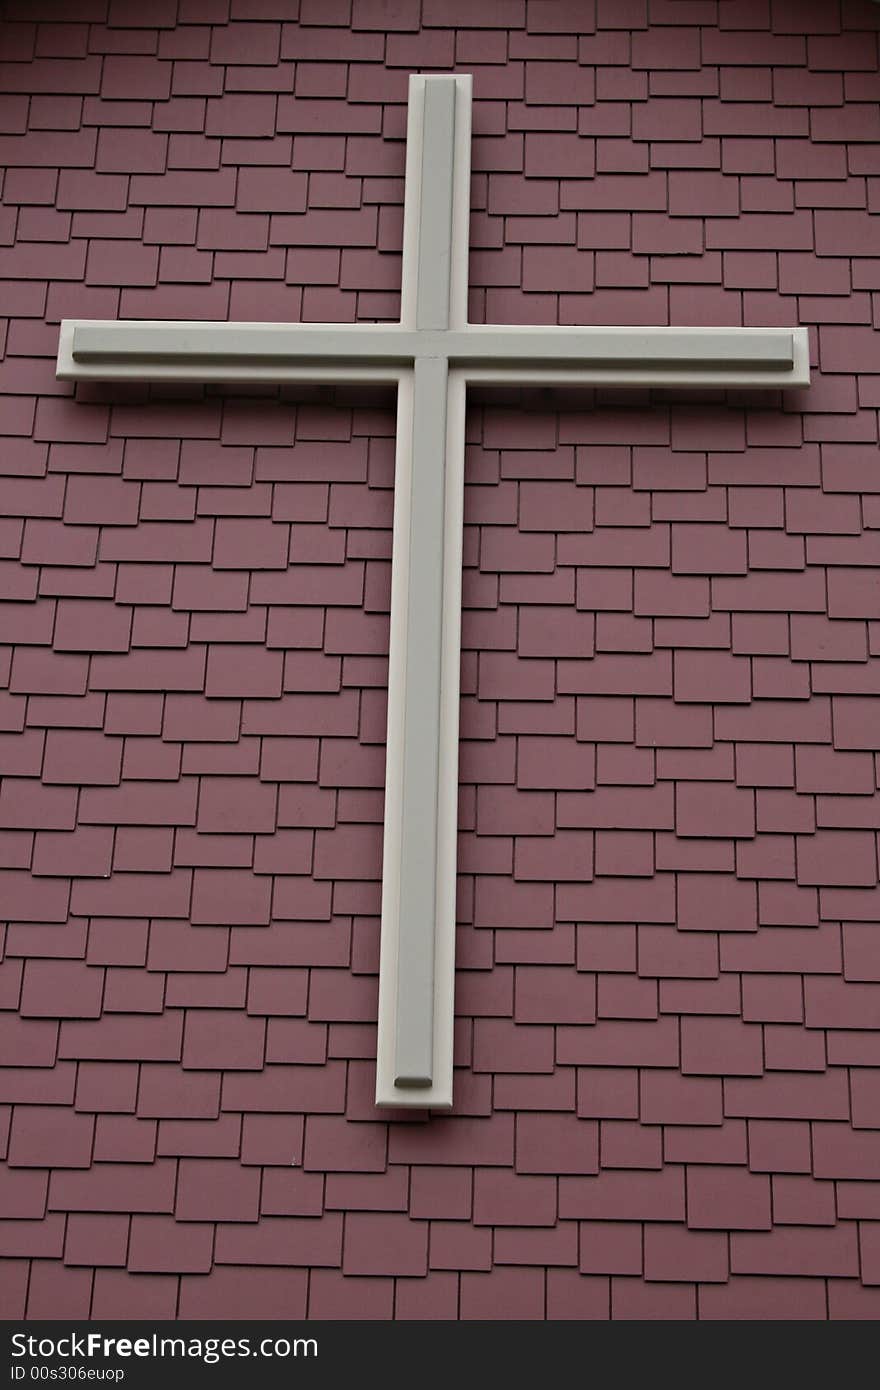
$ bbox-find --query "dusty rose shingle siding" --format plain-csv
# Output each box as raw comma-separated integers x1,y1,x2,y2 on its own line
0,0,879,1322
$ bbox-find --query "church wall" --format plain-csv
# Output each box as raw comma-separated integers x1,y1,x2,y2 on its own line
0,0,879,1321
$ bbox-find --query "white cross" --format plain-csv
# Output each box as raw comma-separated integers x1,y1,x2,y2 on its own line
57,73,809,1110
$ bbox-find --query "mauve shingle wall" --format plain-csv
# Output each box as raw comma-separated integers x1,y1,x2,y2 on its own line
0,0,879,1322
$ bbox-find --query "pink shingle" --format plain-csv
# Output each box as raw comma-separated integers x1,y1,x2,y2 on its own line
678,874,757,933
91,1273,165,1312
32,825,113,878
844,920,880,985
562,1164,685,1223
687,1165,771,1231
828,1280,880,1320
176,1159,260,1223
460,1266,544,1320
137,1067,218,1126
727,1070,850,1122
814,1124,880,1181
641,1069,722,1127
0,1167,47,1221
517,735,596,790
548,1265,611,1318
54,599,132,653
635,698,713,749
796,829,878,886
20,960,103,1019
128,1214,212,1273
639,922,717,977
64,475,139,526
90,647,207,693
26,1261,91,1320
517,1112,598,1175
308,1268,393,1320
519,606,595,658
239,1114,304,1171
343,1212,427,1276
700,1276,828,1321
746,1119,812,1175
610,1276,695,1320
578,1220,642,1277
575,1067,639,1123
222,1059,346,1115
71,869,192,920
674,648,752,703
48,1155,174,1214
472,1167,555,1227
190,869,271,926
408,1167,471,1221
215,1213,343,1268
324,1169,408,1213
772,1174,837,1227
681,1017,764,1077
601,1118,661,1171
81,781,197,827
181,1265,307,1319
64,1212,129,1268
726,923,839,979
261,1167,323,1217
733,1224,859,1278
805,977,880,1030
0,1213,66,1260
495,1070,575,1114
43,729,123,786
676,782,756,839
182,1010,265,1073
472,1017,554,1074
515,965,596,1025
197,777,277,835
8,1104,93,1170
74,1061,138,1115
213,517,289,570
645,1224,728,1283
661,974,740,1018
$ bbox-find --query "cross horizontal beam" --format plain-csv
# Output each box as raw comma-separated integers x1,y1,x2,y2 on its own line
60,320,808,388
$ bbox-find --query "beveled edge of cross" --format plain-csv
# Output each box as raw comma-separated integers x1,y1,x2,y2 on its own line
56,74,810,1113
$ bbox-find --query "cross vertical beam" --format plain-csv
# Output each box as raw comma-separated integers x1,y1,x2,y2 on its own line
376,75,470,1103
415,80,456,331
392,357,448,1086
